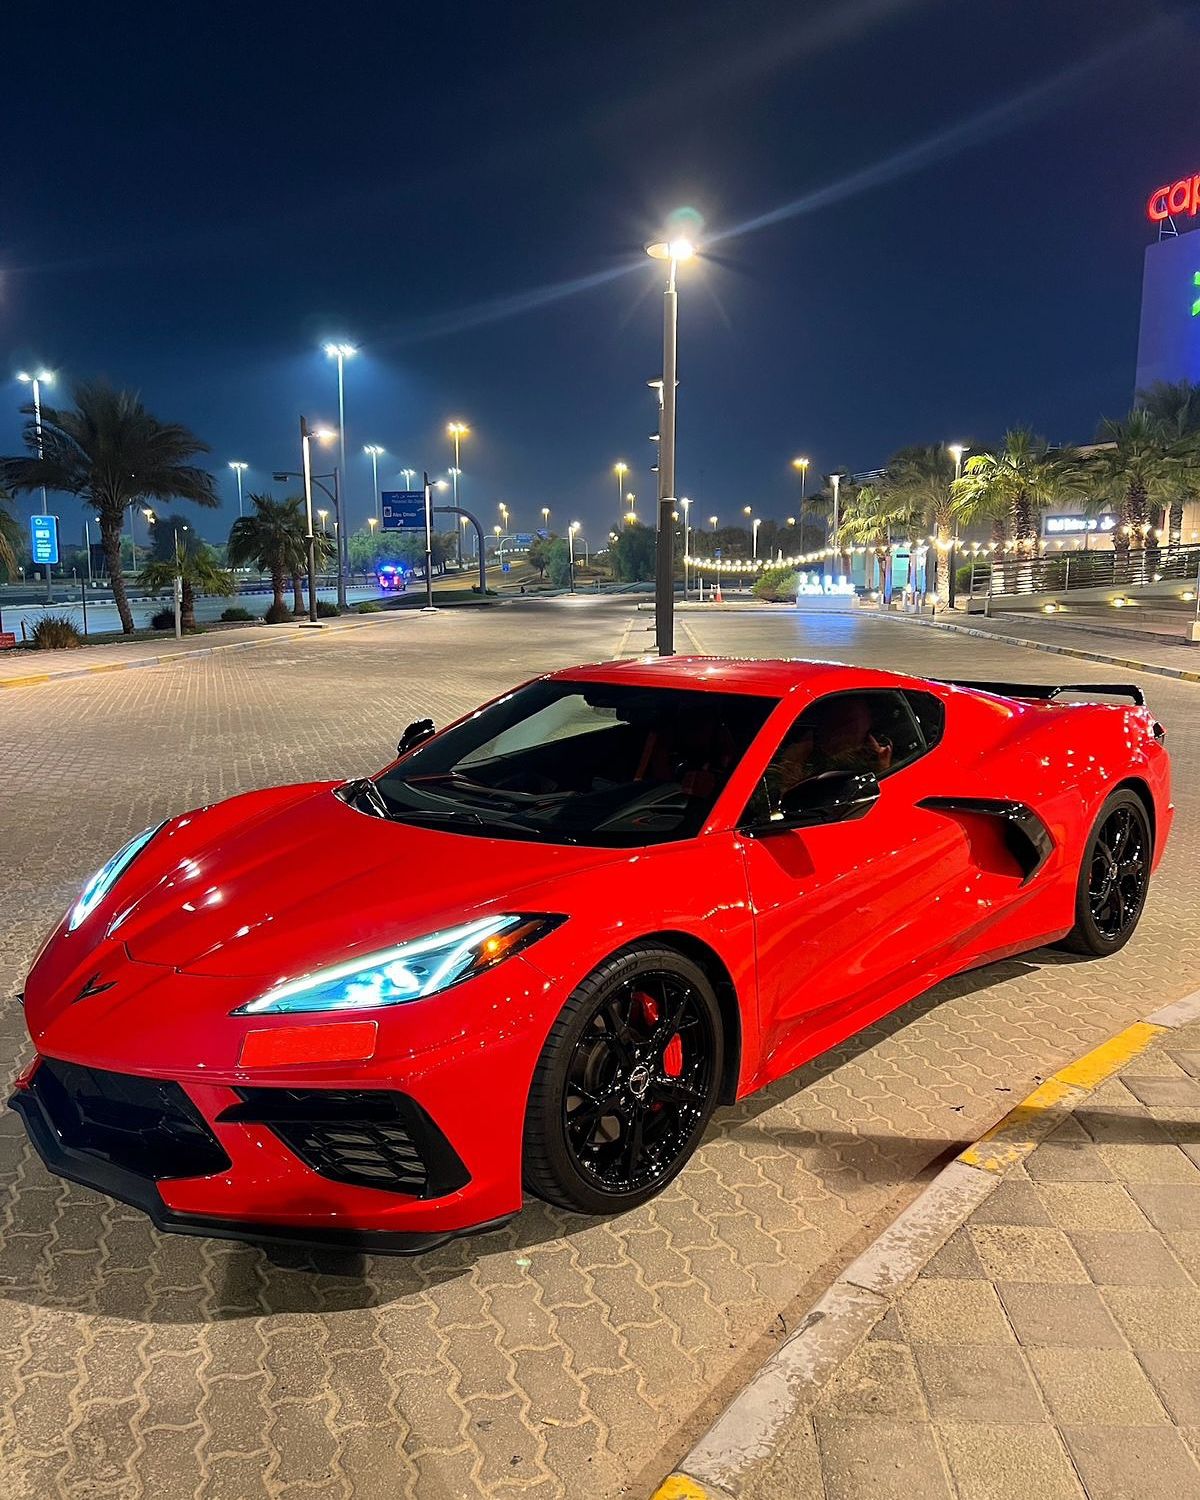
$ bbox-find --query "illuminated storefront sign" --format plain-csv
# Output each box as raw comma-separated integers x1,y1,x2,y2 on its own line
1148,174,1200,222
1044,515,1116,536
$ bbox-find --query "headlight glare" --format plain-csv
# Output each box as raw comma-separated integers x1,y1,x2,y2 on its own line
68,824,163,931
232,913,560,1016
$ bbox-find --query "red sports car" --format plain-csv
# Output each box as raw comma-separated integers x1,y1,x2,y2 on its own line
11,659,1171,1251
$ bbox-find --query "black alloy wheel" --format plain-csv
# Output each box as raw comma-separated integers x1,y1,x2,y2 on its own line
523,945,723,1214
1062,790,1152,956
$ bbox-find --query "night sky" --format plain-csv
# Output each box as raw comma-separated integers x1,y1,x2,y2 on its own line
3,0,1199,545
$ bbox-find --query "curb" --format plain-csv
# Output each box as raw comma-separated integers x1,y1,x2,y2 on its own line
0,613,388,690
651,986,1200,1499
887,611,1200,684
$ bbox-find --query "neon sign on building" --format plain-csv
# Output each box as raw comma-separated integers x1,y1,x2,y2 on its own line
1148,174,1200,222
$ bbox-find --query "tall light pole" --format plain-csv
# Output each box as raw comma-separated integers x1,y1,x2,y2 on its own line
400,466,417,492
792,456,809,541
17,370,55,600
568,521,580,593
448,422,469,565
541,506,550,532
829,473,843,584
363,445,384,525
646,234,696,656
680,496,691,600
499,502,509,534
229,461,248,518
324,342,356,604
947,444,966,609
614,461,628,514
299,418,336,626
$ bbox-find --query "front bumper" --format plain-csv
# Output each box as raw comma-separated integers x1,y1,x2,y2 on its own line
10,1057,514,1254
14,950,560,1249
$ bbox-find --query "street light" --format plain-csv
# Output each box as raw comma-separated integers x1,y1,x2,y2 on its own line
709,515,718,530
317,508,329,533
541,507,550,530
680,496,692,599
568,520,581,593
229,461,248,518
645,233,696,655
367,517,378,535
614,461,628,513
400,467,417,492
17,369,55,601
447,422,469,564
363,445,384,525
499,502,509,531
829,473,843,583
792,456,809,540
298,417,337,625
946,444,967,609
324,342,356,602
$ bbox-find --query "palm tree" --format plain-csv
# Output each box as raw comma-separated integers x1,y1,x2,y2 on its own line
1136,380,1200,547
884,444,958,604
952,429,1081,591
0,490,18,582
138,537,235,631
1086,410,1195,576
0,380,216,633
227,494,318,615
836,485,921,597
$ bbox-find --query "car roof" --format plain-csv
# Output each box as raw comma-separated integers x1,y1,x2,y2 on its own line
549,656,938,698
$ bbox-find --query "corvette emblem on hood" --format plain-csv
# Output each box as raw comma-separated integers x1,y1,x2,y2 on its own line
71,973,116,1006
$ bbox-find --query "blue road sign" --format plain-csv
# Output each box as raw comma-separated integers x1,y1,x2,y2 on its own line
502,561,511,573
30,514,59,566
714,547,722,559
380,491,427,530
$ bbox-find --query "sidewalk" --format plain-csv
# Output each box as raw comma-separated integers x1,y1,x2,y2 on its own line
662,1013,1200,1500
0,612,389,688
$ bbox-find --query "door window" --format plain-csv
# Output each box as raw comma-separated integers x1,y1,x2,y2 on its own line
744,689,934,822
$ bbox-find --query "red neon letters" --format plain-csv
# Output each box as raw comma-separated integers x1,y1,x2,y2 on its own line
1148,175,1200,222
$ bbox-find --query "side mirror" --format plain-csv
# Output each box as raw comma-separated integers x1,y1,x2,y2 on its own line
397,718,436,757
754,770,881,834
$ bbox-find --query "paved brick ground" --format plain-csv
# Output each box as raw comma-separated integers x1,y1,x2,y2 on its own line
734,1019,1200,1500
0,598,1197,1499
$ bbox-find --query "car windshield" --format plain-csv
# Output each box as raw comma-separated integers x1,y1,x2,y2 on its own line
368,679,777,847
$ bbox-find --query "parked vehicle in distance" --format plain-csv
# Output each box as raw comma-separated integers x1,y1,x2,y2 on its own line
11,658,1170,1252
377,564,407,592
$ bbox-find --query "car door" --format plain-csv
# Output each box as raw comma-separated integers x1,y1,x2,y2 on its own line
738,687,977,1082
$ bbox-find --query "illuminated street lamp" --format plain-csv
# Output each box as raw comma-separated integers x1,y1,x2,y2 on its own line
541,506,550,530
447,422,469,564
680,496,692,599
400,466,417,492
645,233,696,655
323,342,356,599
298,417,337,625
367,517,378,535
229,461,248,518
363,445,384,525
499,502,509,531
709,515,718,530
17,369,55,600
568,520,582,593
614,461,629,513
946,444,967,608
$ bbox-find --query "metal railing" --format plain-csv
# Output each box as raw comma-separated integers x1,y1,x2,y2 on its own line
967,544,1200,598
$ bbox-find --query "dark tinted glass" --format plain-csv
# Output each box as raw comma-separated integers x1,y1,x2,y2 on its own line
374,679,777,847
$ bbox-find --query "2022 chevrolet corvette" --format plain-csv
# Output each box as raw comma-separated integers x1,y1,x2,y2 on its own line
11,658,1171,1251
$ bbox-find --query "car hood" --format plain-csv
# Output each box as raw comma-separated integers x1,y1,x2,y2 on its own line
102,783,628,981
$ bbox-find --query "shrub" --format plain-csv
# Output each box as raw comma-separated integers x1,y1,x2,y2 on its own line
752,566,801,603
220,605,254,622
356,600,382,613
30,613,82,650
150,607,175,630
315,599,340,617
264,601,293,624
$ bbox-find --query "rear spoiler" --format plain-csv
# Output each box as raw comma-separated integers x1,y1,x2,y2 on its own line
935,679,1146,707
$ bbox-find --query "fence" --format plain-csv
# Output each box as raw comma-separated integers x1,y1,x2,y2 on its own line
966,544,1200,598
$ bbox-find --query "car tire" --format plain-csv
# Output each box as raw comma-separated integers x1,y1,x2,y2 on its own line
1060,789,1152,957
522,944,724,1215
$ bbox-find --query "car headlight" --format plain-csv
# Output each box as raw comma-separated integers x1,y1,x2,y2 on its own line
68,824,163,932
231,913,562,1016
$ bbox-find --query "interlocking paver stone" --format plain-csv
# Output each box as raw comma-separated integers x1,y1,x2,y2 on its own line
4,602,1200,1498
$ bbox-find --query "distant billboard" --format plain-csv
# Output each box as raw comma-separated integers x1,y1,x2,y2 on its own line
1135,229,1200,392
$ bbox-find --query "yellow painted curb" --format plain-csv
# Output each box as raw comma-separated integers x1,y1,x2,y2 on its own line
959,1021,1167,1173
650,1477,717,1500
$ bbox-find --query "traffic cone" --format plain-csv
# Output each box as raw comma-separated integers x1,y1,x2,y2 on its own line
713,580,723,603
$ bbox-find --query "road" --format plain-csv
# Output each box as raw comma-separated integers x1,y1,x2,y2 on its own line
0,597,1196,1499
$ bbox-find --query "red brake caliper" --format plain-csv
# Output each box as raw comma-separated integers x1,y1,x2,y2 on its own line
634,991,683,1102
